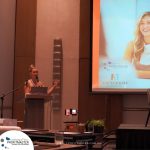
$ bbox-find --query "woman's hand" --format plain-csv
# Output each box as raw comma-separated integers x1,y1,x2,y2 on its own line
47,80,60,95
52,80,60,87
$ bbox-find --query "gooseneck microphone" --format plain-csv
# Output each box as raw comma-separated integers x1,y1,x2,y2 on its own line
25,80,28,86
36,75,39,82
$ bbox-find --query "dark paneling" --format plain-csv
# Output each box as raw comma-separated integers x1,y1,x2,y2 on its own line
15,0,37,57
13,0,37,127
78,59,122,131
78,59,106,121
79,0,91,58
105,95,123,130
79,0,123,131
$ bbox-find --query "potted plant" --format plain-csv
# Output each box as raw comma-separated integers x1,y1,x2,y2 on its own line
85,119,105,133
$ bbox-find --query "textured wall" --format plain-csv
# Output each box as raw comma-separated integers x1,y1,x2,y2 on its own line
36,0,80,129
0,0,16,117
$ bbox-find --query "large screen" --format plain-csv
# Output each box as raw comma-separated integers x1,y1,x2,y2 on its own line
92,0,150,93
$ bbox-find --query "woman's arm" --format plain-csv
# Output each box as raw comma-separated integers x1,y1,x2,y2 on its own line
136,70,150,79
24,81,31,94
134,61,150,78
134,61,150,71
47,80,60,95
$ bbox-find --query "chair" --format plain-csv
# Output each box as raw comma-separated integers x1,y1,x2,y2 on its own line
101,129,116,150
92,129,116,149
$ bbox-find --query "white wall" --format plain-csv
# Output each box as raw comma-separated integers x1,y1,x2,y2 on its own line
0,0,16,118
36,0,80,129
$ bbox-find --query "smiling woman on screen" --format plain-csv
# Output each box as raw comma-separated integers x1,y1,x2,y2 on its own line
124,12,150,78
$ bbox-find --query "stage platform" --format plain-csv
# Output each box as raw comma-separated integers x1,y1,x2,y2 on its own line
116,124,150,149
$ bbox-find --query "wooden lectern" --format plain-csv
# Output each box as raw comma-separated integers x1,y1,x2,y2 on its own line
24,93,50,129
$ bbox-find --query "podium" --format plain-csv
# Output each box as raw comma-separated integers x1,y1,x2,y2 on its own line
24,93,50,129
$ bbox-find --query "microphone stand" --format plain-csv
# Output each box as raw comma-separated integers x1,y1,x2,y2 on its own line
145,89,150,127
0,86,21,118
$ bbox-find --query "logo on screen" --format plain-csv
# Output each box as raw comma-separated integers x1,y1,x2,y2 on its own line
111,73,119,81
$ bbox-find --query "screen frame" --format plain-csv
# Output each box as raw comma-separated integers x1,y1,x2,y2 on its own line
90,0,148,94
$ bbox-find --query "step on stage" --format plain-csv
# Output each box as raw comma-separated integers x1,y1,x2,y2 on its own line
116,124,150,149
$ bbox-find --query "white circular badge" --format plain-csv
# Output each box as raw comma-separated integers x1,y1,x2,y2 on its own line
0,130,34,150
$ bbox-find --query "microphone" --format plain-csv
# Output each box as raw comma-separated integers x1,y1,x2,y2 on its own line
36,75,39,82
25,80,28,86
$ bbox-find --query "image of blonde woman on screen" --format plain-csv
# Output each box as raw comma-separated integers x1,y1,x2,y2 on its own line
124,12,150,79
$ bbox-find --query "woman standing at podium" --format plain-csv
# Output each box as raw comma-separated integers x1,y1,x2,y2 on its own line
24,64,59,94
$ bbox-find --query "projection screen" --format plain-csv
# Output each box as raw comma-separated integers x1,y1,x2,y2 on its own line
92,0,150,93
